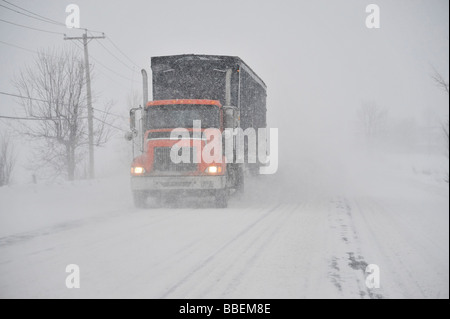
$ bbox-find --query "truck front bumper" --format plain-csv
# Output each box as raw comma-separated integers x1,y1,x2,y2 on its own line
131,175,226,191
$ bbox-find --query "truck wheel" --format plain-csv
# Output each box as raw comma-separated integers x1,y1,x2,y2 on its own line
133,191,148,208
215,190,228,208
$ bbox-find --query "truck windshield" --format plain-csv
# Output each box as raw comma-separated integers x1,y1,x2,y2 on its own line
146,104,220,129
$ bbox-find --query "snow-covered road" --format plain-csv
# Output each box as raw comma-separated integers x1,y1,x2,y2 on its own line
0,160,448,298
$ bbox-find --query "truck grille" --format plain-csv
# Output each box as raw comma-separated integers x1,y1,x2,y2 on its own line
153,147,198,172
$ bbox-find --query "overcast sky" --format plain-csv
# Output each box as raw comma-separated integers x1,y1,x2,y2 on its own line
0,0,448,178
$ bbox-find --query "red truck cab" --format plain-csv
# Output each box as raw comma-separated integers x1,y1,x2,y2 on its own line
130,99,229,207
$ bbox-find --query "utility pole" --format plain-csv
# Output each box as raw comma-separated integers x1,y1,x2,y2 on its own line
64,30,105,179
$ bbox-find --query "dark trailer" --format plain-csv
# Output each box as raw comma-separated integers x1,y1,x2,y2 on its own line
151,54,267,131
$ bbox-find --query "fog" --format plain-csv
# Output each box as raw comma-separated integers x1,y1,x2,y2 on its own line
0,0,448,185
0,0,449,299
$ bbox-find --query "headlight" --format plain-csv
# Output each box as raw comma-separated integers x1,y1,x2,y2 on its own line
205,165,222,174
131,166,145,175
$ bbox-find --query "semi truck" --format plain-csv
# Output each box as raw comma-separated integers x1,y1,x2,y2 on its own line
127,54,267,208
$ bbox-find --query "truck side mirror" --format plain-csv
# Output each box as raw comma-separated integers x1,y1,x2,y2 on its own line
124,131,134,141
126,107,142,141
130,108,136,132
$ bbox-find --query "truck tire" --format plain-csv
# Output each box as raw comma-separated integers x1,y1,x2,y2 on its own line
215,190,228,208
133,191,148,208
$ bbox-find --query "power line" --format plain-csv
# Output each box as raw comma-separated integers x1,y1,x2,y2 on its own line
92,107,127,119
1,0,105,33
0,91,127,119
0,90,47,103
0,38,131,90
0,102,129,134
91,53,138,82
93,36,136,72
0,114,55,121
0,38,91,63
0,17,63,35
2,37,80,58
107,37,141,69
0,3,65,27
0,39,37,53
0,114,88,121
1,3,140,83
0,38,132,95
2,0,65,26
69,40,133,88
93,116,127,132
71,40,138,83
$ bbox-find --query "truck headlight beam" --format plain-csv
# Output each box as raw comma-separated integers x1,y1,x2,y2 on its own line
131,166,145,175
205,166,222,174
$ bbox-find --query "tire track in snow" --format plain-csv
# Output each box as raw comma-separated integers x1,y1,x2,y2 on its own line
217,204,301,298
352,198,440,298
160,203,282,298
143,206,259,273
187,204,301,298
0,207,187,247
327,197,383,299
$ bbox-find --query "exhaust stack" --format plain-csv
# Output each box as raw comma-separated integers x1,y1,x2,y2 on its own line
140,69,149,152
142,69,148,108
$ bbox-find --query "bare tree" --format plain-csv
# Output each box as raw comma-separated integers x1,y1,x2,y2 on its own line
431,67,449,182
0,133,16,186
443,120,449,157
13,48,113,181
431,68,449,157
357,101,388,142
432,68,449,95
